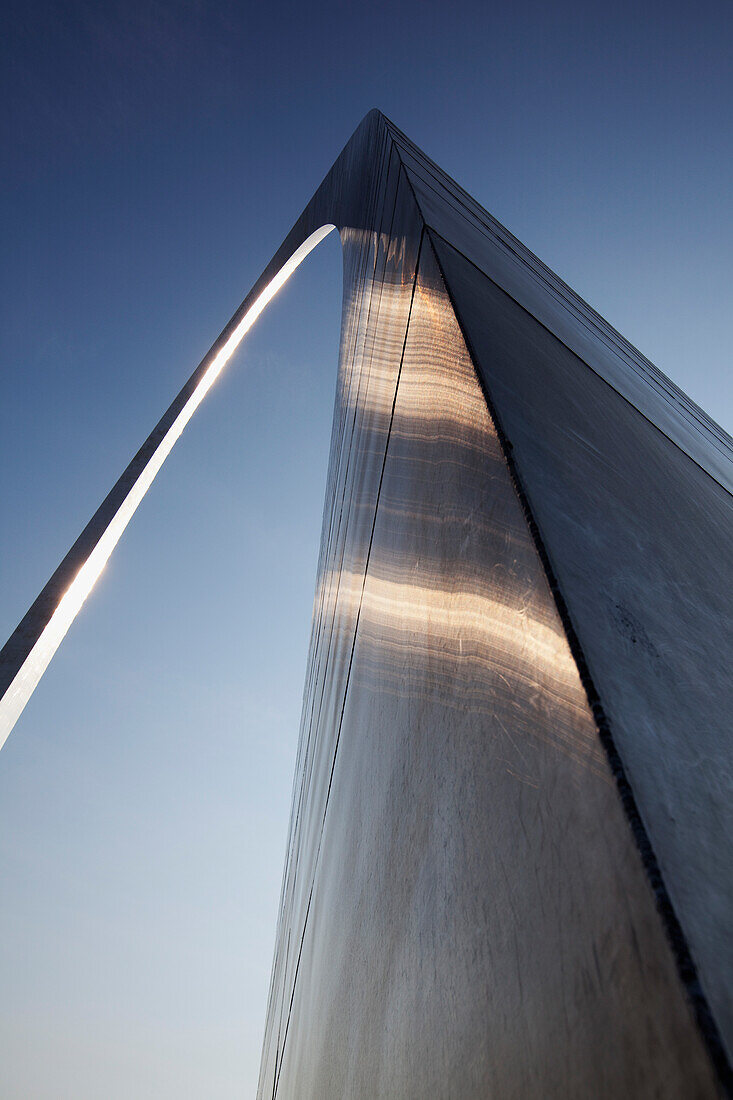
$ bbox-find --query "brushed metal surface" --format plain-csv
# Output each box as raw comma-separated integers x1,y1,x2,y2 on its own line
257,231,719,1098
2,110,729,1095
384,117,733,494
431,230,733,1069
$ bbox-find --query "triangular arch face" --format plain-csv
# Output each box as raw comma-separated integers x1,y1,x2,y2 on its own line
2,110,728,1097
258,233,717,1098
430,229,733,1068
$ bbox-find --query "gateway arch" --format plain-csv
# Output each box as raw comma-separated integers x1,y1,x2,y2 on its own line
1,110,731,1097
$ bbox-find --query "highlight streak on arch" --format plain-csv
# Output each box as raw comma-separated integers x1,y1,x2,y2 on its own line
0,224,336,749
1,108,730,1096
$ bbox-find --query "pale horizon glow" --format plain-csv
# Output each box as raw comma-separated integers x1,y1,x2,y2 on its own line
0,224,337,750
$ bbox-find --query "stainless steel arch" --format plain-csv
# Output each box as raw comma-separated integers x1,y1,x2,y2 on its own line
0,108,414,744
2,110,731,1097
0,223,336,745
0,110,439,743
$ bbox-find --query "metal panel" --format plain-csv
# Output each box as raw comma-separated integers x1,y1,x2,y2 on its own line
2,109,729,1096
431,229,733,1068
257,162,425,1095
260,239,717,1099
385,119,733,495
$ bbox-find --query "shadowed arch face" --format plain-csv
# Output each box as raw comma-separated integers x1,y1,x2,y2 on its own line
1,111,731,1097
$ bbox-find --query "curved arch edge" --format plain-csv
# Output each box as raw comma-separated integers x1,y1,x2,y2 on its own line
0,223,337,749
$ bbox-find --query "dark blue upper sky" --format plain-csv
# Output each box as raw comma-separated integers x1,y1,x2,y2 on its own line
1,1,731,1096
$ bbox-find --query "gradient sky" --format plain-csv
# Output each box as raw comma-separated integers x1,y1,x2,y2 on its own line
1,1,731,1096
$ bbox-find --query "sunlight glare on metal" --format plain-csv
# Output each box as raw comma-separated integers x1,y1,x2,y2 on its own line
0,224,336,749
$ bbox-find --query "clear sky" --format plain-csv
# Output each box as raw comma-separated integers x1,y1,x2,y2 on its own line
1,1,731,1096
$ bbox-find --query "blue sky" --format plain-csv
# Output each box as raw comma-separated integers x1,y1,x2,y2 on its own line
1,1,731,1096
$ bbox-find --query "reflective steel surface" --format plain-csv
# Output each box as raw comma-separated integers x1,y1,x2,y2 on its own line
257,222,720,1098
431,231,733,1075
2,110,730,1095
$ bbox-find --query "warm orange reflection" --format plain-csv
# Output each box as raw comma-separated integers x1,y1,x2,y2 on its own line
314,562,605,776
262,238,618,1093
